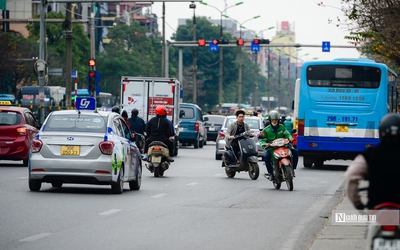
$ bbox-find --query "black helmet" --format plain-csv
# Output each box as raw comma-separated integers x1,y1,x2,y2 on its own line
121,110,128,118
379,113,400,142
131,108,139,116
111,106,120,114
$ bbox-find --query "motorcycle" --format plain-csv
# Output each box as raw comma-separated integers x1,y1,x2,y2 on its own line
221,131,260,180
144,141,170,177
267,138,294,191
132,132,145,154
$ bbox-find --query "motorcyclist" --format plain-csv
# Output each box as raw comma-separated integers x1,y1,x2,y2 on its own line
142,105,174,162
111,106,120,114
345,113,400,210
128,108,146,136
259,110,299,181
284,116,293,132
121,110,129,128
225,109,251,163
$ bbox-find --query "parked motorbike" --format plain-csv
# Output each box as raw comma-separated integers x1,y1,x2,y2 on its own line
268,138,294,191
221,131,260,180
144,141,170,177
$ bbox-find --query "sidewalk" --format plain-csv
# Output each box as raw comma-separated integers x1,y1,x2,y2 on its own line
309,185,368,250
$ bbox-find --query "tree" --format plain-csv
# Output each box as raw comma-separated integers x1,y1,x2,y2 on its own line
339,1,400,67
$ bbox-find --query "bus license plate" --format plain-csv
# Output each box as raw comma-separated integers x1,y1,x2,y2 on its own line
373,238,400,250
61,145,80,156
152,156,161,163
336,125,349,132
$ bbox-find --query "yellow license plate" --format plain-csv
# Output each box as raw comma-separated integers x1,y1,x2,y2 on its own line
336,125,349,132
61,145,80,156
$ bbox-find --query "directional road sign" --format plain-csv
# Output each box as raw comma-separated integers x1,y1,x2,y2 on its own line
251,41,260,52
209,41,219,52
322,41,330,52
71,70,77,79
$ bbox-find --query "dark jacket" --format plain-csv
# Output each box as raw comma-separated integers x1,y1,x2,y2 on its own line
145,116,172,141
362,143,400,208
128,116,146,135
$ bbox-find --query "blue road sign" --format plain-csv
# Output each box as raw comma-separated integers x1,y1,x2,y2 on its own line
322,41,330,52
209,41,219,52
76,97,96,110
71,70,77,79
86,71,101,84
251,41,260,52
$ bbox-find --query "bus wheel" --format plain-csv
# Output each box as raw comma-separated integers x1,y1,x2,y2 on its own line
303,157,313,168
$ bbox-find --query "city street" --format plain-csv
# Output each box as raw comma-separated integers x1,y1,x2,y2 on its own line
0,142,350,250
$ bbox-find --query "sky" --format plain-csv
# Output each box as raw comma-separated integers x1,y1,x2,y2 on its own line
151,0,361,61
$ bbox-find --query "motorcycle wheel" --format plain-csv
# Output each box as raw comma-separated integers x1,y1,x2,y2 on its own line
154,166,160,177
248,162,259,180
273,181,281,190
225,168,236,178
285,165,294,191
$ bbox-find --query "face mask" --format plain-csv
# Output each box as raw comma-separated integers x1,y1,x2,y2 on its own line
271,121,278,126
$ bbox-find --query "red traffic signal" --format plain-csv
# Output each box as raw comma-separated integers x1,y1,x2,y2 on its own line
237,39,245,46
88,59,96,67
212,39,219,45
253,39,260,45
89,71,95,78
198,39,206,46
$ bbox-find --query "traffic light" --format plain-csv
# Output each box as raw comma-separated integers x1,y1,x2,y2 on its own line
212,39,219,45
237,39,245,46
88,59,96,67
218,39,229,44
253,39,270,44
198,39,206,46
88,71,96,96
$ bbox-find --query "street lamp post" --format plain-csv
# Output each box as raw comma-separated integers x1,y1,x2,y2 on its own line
229,15,260,108
200,1,243,113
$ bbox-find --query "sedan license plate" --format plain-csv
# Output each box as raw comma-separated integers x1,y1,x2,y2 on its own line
60,145,80,156
152,156,161,163
209,127,215,131
336,125,349,132
373,238,400,250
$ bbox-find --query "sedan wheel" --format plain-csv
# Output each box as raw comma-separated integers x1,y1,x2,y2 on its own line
29,179,41,192
111,168,124,194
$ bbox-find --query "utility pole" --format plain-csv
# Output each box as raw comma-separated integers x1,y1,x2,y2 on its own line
191,2,197,104
237,46,242,108
65,3,72,107
161,2,165,77
37,0,47,124
253,52,258,110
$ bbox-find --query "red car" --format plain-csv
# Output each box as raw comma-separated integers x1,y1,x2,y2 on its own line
0,101,40,165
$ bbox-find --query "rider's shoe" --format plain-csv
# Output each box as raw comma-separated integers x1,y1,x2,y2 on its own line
142,154,148,161
169,157,174,162
293,169,296,178
268,175,274,181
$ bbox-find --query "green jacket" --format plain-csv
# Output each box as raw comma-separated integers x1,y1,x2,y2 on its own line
259,124,293,153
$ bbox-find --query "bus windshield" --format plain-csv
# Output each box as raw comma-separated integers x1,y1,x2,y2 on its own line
307,65,381,88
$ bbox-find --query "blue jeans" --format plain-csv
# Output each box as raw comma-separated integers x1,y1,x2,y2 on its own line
264,148,299,175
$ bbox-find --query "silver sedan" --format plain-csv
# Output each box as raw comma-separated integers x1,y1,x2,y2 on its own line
29,110,142,194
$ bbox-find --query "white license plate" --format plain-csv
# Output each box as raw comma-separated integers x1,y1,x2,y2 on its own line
373,238,400,250
209,127,215,131
152,156,161,163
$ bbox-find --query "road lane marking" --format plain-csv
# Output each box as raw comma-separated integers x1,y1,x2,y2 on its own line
187,182,199,186
18,177,28,180
214,173,224,177
99,209,122,215
151,193,167,198
19,233,52,242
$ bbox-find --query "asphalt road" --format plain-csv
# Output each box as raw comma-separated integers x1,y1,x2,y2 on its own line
0,142,350,250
